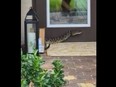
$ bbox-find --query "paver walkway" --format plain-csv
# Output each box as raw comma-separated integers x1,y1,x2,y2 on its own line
41,54,96,87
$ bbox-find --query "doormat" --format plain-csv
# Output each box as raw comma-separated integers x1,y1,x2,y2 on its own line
46,42,96,56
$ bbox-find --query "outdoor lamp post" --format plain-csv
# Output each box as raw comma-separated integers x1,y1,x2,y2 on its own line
24,7,39,54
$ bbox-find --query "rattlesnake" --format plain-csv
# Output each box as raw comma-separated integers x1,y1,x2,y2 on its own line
21,30,82,53
45,30,82,50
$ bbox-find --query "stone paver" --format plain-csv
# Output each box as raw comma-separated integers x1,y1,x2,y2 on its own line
41,54,96,87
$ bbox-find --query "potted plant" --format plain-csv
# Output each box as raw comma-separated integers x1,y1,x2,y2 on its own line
21,49,66,87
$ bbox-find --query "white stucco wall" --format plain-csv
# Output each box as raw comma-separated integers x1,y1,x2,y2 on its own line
21,0,32,44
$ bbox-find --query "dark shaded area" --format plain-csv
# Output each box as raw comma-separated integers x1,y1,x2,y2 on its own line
61,0,71,16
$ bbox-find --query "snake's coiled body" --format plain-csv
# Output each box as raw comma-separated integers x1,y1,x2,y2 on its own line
45,30,82,50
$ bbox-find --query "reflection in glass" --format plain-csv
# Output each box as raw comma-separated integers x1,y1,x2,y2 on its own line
47,0,90,27
27,24,36,53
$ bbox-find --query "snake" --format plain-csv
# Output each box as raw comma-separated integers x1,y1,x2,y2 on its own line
45,30,82,50
21,30,82,52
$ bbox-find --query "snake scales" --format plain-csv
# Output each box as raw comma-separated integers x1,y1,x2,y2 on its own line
45,30,82,50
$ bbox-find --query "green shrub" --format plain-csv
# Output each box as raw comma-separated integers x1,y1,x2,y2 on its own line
21,49,66,87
